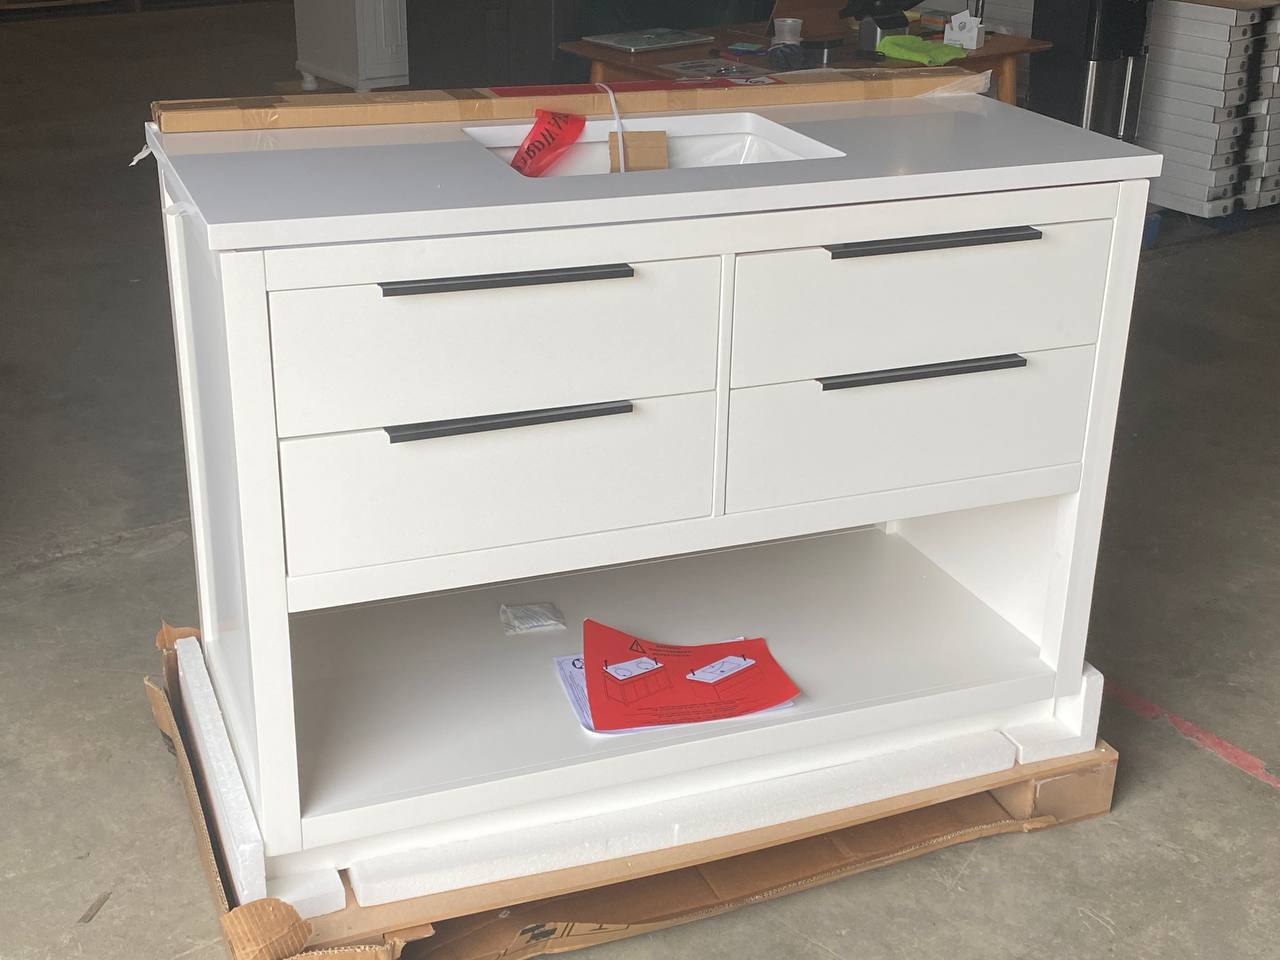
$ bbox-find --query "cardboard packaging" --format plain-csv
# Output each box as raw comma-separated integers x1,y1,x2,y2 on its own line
150,69,978,134
608,130,669,172
146,623,1117,960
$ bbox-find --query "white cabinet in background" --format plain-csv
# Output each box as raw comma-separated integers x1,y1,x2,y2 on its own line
294,0,407,91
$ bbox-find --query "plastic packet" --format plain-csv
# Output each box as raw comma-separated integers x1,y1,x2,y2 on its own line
920,68,992,96
499,602,567,635
510,110,586,177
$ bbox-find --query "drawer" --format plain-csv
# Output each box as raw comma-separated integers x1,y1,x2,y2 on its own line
280,392,716,576
725,346,1095,514
730,219,1113,389
270,257,721,438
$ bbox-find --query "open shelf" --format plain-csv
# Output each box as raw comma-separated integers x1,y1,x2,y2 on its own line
290,528,1056,847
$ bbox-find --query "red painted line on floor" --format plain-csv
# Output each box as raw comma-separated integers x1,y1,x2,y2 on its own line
1105,681,1280,791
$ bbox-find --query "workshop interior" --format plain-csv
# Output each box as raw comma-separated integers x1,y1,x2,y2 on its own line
1,0,1277,958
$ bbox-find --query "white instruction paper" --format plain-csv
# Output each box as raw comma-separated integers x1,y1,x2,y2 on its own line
554,654,794,735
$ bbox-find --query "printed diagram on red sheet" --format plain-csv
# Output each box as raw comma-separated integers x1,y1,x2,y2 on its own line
575,619,800,732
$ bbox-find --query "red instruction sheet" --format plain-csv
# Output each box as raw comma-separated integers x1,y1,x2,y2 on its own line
582,620,800,732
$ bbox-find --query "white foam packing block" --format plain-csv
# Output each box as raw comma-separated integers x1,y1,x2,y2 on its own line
266,870,347,920
347,729,1017,907
176,637,267,905
1004,663,1103,763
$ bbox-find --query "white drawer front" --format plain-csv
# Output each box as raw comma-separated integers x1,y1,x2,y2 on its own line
725,346,1096,514
281,392,716,576
731,220,1113,389
270,257,721,438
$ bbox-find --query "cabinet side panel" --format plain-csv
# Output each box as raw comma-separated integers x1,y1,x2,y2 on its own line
220,251,303,855
890,496,1062,647
161,182,261,813
357,0,408,82
1044,179,1150,697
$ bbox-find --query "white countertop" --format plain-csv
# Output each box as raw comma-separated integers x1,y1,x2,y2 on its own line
146,94,1162,251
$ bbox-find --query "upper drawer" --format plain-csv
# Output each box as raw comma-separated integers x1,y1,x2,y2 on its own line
269,257,721,438
730,219,1113,388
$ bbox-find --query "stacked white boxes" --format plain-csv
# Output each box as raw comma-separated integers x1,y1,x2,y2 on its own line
1139,0,1280,216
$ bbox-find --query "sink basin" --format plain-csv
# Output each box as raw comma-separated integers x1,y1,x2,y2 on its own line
464,112,845,177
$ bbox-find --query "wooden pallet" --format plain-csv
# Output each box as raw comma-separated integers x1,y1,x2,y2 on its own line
145,624,1117,960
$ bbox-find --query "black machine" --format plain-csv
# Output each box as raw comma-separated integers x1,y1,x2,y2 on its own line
1030,0,1152,141
841,0,925,52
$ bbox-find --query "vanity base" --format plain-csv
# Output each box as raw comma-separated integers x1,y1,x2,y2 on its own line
147,627,1115,959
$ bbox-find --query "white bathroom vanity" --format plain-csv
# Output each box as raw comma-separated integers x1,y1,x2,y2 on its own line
145,92,1161,915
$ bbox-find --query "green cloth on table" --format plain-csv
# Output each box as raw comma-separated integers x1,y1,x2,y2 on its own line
877,35,968,66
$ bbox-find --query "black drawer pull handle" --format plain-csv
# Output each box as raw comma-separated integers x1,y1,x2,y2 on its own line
385,400,634,443
818,354,1027,391
378,263,634,297
824,226,1043,260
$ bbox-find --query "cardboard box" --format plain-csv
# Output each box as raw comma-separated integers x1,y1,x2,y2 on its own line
146,623,1117,960
1174,0,1280,11
414,793,1038,960
150,69,978,134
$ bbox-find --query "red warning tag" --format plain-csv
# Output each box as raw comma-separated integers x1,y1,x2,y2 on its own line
510,109,586,177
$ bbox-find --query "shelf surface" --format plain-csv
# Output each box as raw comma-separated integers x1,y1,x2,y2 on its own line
291,529,1055,837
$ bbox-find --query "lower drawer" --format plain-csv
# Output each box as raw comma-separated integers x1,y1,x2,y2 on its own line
725,346,1096,513
281,392,716,576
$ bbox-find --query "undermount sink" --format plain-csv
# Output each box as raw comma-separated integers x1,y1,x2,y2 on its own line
464,112,845,177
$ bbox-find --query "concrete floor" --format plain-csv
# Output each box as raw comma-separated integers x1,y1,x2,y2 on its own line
1,4,1277,958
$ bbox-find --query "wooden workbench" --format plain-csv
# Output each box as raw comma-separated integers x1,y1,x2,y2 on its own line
561,27,1051,105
